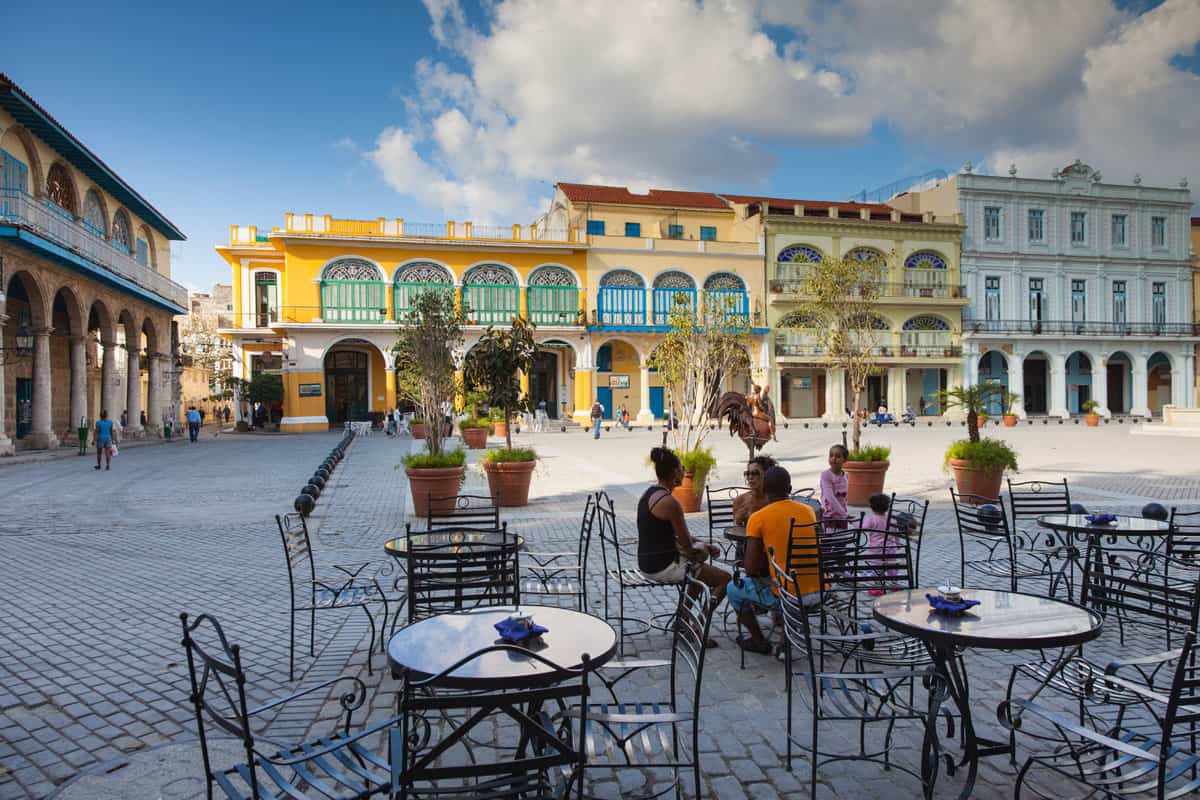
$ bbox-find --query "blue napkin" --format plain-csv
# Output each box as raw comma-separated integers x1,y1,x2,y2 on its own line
1085,513,1118,525
926,593,981,615
494,616,549,643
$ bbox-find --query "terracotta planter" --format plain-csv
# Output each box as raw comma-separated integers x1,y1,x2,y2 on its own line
672,469,704,513
405,466,465,516
843,460,890,507
1085,414,1100,427
948,459,1004,503
461,427,488,449
1002,415,1018,427
410,423,426,439
976,415,989,429
482,459,536,507
493,421,508,439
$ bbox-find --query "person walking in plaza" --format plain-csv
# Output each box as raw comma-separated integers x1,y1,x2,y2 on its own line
120,409,128,428
820,443,850,529
590,399,604,439
186,406,202,443
729,465,818,654
617,403,632,430
94,410,118,470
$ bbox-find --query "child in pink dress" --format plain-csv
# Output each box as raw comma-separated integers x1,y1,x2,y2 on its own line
819,444,850,528
862,493,898,595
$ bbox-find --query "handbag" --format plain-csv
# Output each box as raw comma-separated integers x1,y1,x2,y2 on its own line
109,443,119,457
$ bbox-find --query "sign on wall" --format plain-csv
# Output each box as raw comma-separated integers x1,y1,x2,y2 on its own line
608,374,630,389
795,376,813,390
298,383,322,397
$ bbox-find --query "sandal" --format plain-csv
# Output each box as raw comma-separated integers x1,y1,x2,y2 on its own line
736,635,771,655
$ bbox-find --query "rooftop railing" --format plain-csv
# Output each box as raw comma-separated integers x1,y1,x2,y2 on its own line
271,213,582,244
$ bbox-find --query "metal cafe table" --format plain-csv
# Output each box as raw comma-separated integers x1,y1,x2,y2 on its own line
873,588,1102,800
383,529,526,559
387,605,618,689
1037,513,1170,546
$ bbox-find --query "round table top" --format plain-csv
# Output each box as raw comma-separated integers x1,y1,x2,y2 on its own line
1037,513,1170,536
724,525,747,542
873,588,1103,651
387,605,617,689
383,530,525,557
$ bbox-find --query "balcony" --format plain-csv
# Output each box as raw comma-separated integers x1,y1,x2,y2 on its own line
269,214,583,245
0,189,188,309
771,275,966,299
527,286,581,326
964,319,1200,337
775,334,962,359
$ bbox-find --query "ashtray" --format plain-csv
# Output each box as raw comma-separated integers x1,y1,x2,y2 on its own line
936,585,963,603
1085,514,1118,526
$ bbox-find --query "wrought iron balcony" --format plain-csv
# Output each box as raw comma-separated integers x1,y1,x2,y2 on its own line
770,277,966,299
0,189,187,308
964,318,1199,337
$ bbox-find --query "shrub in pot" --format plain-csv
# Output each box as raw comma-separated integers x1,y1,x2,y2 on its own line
673,447,716,513
843,444,891,507
1081,399,1101,427
489,408,507,439
459,417,489,449
936,384,1018,502
1001,391,1021,427
410,418,427,439
402,448,466,515
482,447,537,506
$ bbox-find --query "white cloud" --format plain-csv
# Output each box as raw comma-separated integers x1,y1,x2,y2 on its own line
371,0,1199,222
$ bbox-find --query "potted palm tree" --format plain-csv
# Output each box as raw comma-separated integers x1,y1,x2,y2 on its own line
1001,391,1021,427
464,317,538,506
394,290,466,513
937,384,1019,502
1081,399,1101,426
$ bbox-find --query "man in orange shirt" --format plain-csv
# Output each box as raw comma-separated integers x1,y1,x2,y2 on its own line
729,466,818,655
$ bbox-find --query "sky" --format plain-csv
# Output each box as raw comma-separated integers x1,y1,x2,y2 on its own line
5,0,1199,291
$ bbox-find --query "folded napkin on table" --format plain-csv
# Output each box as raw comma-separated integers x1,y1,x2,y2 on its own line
494,617,549,643
926,594,981,615
1085,513,1118,525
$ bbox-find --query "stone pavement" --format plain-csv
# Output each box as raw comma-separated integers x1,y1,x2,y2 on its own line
1,422,1198,798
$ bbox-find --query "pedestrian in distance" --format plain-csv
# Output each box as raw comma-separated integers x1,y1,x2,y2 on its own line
186,406,202,443
120,409,128,428
590,399,604,439
223,405,231,423
94,409,117,470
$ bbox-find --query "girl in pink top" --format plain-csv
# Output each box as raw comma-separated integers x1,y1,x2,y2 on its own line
820,444,850,527
863,493,897,595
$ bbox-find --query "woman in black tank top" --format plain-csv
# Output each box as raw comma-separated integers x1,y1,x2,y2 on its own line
637,485,678,573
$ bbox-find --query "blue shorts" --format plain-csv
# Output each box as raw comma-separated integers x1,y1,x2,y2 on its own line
726,576,780,612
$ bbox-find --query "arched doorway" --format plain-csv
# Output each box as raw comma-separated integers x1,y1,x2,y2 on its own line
324,346,372,424
1023,351,1050,415
1148,352,1173,415
531,340,576,419
977,351,1008,415
594,339,641,420
1107,351,1132,414
4,272,45,443
1065,351,1092,414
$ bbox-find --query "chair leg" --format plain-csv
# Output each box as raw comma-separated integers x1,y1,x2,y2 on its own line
309,607,317,657
361,605,376,676
289,605,297,682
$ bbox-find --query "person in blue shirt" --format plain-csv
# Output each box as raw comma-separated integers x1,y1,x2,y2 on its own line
186,406,202,443
94,410,116,470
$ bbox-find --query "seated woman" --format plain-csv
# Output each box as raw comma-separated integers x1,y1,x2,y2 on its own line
732,455,778,526
638,447,730,635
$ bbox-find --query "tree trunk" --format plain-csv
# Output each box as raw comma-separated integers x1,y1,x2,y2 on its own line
967,412,979,443
504,404,512,450
851,387,863,451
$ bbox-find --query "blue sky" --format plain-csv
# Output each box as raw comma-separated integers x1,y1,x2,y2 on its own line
6,0,1199,290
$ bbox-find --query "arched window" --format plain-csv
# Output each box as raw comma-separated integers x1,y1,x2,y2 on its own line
777,245,824,263
320,258,386,323
82,190,106,237
393,261,453,316
652,271,696,325
775,244,824,290
46,163,77,218
901,314,952,352
598,270,646,326
903,250,949,296
703,271,748,320
111,210,132,253
846,246,885,265
527,266,579,325
778,311,819,328
775,310,821,356
462,263,518,325
135,227,153,268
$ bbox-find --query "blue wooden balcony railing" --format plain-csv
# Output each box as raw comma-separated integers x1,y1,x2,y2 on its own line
598,286,646,326
652,287,696,325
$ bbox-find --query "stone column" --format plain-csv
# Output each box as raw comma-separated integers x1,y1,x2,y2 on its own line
0,299,12,456
1008,356,1026,418
1184,354,1196,409
69,336,88,433
27,328,59,449
637,366,652,423
146,353,164,437
822,367,836,419
1090,357,1109,417
887,367,905,414
1131,355,1151,417
1049,352,1069,418
1171,368,1186,410
829,368,846,418
101,339,121,421
124,346,143,436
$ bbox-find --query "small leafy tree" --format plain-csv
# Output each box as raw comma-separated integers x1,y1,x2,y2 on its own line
463,317,537,451
935,384,1002,444
394,290,464,457
650,292,751,456
796,253,887,452
244,372,283,406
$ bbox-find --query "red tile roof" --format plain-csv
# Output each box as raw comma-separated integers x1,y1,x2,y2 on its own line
720,193,893,215
557,183,730,210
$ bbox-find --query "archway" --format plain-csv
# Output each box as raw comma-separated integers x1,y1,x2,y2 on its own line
1148,352,1173,416
1023,351,1051,415
323,340,385,425
976,351,1008,415
4,272,47,443
1064,351,1093,414
50,286,84,438
531,339,577,420
593,339,641,420
1106,351,1133,414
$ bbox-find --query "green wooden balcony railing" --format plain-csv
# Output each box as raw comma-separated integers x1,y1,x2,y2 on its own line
393,282,454,317
320,280,388,323
527,286,580,325
463,284,519,325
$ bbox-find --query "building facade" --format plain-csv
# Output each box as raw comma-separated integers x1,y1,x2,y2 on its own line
217,215,589,432
728,195,966,419
1192,216,1199,407
0,73,187,453
900,161,1197,418
177,284,234,417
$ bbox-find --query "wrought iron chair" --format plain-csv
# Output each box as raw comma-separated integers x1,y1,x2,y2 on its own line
885,494,929,585
1007,478,1076,597
1164,507,1200,589
520,493,596,611
951,489,1068,595
402,526,521,626
426,493,501,531
767,549,928,798
595,490,688,656
392,645,591,800
180,612,399,800
582,576,714,799
277,512,386,681
705,484,747,554
1011,629,1200,800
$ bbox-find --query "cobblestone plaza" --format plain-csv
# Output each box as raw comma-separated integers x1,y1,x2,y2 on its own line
1,423,1198,799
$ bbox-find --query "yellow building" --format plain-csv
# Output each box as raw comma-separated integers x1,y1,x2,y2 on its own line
727,195,966,418
216,216,589,432
538,184,769,424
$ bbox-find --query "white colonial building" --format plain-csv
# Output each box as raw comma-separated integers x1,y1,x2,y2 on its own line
895,161,1197,418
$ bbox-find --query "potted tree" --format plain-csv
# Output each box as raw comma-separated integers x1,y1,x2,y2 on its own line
937,384,1019,502
394,290,466,514
409,418,427,439
245,373,283,432
651,291,751,512
464,317,538,506
1001,391,1021,427
1081,399,1101,426
797,252,891,505
459,390,489,449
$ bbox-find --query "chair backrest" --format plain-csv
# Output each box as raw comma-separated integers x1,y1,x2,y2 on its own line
575,492,598,567
1079,543,1200,638
768,549,820,675
824,524,914,599
593,490,626,575
1006,478,1071,526
1167,507,1200,562
426,494,500,531
1161,631,1200,768
395,645,590,799
886,495,928,540
670,576,715,720
950,488,1013,542
276,512,315,592
179,613,260,798
706,485,748,539
404,525,520,624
